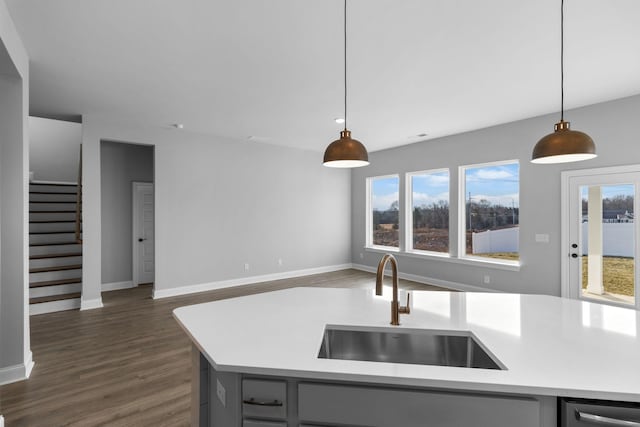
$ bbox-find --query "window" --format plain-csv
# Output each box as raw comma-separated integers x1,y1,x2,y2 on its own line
367,175,400,248
407,169,449,254
460,161,519,262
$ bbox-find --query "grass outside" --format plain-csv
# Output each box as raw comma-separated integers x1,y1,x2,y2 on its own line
465,229,519,262
473,254,634,297
582,256,635,297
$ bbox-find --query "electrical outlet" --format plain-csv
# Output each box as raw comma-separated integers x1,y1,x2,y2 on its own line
359,253,364,259
278,258,283,266
244,263,250,271
216,379,226,407
483,275,490,284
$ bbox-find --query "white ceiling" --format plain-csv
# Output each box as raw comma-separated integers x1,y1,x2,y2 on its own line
5,0,640,153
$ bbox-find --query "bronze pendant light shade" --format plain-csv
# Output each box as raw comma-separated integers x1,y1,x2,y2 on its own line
324,130,369,168
323,0,369,168
531,120,596,164
531,0,596,164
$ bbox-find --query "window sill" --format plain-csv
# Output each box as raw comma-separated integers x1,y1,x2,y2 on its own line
365,245,400,253
364,247,521,271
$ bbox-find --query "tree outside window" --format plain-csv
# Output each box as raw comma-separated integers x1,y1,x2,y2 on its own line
408,170,449,254
369,175,399,248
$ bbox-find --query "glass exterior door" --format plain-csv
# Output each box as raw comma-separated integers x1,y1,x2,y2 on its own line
567,170,639,308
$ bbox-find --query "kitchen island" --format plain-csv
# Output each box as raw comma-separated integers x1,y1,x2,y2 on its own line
174,287,640,426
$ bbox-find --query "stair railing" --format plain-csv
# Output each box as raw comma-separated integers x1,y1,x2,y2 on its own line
75,144,82,244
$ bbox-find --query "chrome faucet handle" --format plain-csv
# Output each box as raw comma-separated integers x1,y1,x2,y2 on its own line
399,292,411,314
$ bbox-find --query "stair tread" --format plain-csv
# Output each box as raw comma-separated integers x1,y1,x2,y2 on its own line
29,191,77,195
30,264,82,273
29,210,76,213
29,231,78,235
30,252,82,260
30,241,79,247
29,220,77,224
30,182,77,187
30,277,82,288
30,201,77,204
30,292,81,305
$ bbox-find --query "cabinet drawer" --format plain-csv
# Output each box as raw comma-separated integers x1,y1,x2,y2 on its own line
299,383,541,427
242,379,287,420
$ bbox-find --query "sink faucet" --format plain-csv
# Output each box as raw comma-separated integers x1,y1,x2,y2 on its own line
375,254,410,326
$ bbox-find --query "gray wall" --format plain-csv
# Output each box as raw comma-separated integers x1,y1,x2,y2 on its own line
81,117,351,305
0,0,30,384
352,94,640,297
29,116,81,182
100,141,153,284
0,58,24,375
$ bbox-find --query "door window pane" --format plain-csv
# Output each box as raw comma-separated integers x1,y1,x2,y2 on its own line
581,184,635,305
408,170,449,253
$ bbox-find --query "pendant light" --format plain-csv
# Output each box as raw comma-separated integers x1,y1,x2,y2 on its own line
531,0,596,164
323,0,369,168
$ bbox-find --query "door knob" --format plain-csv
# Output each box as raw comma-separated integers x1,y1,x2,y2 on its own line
138,238,147,242
571,243,578,248
571,253,578,258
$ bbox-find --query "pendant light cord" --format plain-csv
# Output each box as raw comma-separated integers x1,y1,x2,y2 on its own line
344,0,348,131
560,0,564,122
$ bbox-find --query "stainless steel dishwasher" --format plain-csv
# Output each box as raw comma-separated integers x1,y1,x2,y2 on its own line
561,398,640,426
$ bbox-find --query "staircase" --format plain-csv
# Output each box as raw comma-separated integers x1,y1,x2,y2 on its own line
29,182,82,315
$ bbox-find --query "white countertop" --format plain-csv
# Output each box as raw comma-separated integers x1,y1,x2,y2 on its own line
173,287,640,402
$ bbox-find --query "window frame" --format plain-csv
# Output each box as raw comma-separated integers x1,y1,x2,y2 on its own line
457,159,520,267
405,168,451,257
366,174,401,251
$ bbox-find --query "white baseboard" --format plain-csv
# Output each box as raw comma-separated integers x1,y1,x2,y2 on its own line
153,263,353,299
24,350,34,379
80,297,104,310
0,351,34,386
30,297,81,315
102,281,134,292
351,263,496,293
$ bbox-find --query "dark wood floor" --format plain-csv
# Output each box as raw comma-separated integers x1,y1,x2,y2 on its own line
0,269,446,426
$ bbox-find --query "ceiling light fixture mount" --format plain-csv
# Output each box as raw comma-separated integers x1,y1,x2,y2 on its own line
323,0,369,168
531,0,596,164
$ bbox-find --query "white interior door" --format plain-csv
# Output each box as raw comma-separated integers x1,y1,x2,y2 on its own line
133,182,154,285
562,166,639,309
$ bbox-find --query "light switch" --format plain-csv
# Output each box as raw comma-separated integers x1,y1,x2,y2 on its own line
535,234,550,243
216,379,226,407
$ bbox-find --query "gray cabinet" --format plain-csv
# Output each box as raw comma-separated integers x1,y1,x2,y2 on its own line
242,379,287,424
201,354,555,427
298,382,544,427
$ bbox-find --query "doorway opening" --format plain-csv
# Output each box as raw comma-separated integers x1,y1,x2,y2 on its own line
100,140,155,293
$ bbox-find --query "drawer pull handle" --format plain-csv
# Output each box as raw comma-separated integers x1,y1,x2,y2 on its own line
243,398,283,407
575,410,640,426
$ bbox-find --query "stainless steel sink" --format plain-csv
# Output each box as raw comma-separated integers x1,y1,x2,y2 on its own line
317,326,505,370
